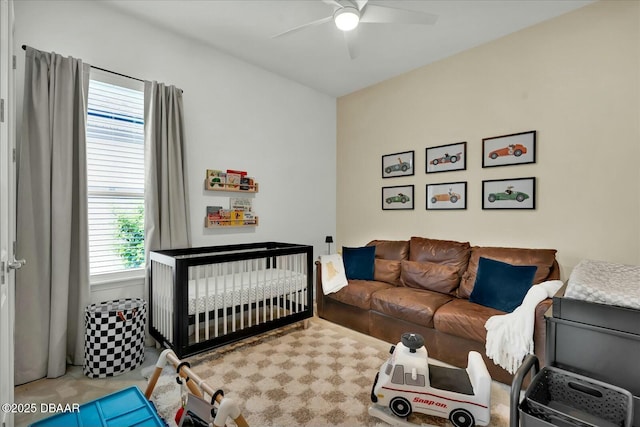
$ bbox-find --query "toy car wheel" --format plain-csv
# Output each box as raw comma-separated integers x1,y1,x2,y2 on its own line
488,194,496,203
490,153,498,159
516,193,525,202
450,156,457,163
514,149,523,156
389,397,412,418
385,167,392,173
449,408,475,427
450,195,458,203
432,159,439,165
370,373,379,403
431,197,437,204
400,197,407,203
401,164,408,172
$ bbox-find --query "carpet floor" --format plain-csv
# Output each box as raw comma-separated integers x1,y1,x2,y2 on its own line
145,317,511,426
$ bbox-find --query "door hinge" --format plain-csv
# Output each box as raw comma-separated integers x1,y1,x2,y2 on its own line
0,98,4,123
12,148,16,162
13,54,17,69
1,261,5,284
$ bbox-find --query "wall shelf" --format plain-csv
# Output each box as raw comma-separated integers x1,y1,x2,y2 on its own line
204,217,259,228
205,182,259,193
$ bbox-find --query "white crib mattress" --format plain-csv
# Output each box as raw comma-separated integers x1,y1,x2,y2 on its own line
565,259,640,310
187,268,307,315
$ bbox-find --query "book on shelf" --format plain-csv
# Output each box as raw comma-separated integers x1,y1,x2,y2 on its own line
229,197,252,211
240,176,254,191
205,170,226,190
231,210,244,226
243,211,256,225
225,172,241,189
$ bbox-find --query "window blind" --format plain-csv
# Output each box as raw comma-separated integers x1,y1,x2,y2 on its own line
86,78,145,276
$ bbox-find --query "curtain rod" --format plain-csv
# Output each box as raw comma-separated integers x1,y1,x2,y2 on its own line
21,45,182,92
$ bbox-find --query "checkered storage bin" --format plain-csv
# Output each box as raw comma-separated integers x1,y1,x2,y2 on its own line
83,298,147,378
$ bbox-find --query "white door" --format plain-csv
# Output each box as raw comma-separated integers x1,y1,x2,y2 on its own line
0,1,16,426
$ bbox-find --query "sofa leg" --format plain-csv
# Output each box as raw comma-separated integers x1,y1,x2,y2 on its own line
303,319,310,329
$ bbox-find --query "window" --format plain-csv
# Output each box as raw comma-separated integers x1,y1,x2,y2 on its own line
86,70,145,278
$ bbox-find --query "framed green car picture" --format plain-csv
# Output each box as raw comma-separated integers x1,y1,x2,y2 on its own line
482,177,535,209
382,150,414,178
382,185,414,210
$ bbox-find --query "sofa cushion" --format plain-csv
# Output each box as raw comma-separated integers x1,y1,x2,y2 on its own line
459,246,557,299
433,298,503,343
469,257,536,312
371,287,454,328
374,259,402,286
408,237,471,277
400,260,459,294
327,279,394,310
367,240,409,260
342,246,375,280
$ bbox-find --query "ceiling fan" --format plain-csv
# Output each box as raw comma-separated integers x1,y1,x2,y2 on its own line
272,0,438,59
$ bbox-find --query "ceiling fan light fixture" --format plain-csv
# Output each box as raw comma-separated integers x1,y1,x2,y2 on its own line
334,6,360,32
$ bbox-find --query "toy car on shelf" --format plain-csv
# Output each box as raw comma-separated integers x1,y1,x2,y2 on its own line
430,152,462,165
369,333,491,427
488,143,527,159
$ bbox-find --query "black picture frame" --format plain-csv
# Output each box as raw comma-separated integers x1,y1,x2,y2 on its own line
382,150,415,178
382,185,414,210
482,177,536,210
482,130,536,168
426,142,467,174
426,182,467,210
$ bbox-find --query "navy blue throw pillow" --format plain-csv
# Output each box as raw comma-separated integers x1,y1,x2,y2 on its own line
469,257,537,313
342,246,376,280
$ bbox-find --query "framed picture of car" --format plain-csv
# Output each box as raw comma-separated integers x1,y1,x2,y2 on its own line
426,142,466,173
426,181,467,210
382,150,414,178
382,185,414,210
482,177,535,210
482,130,536,168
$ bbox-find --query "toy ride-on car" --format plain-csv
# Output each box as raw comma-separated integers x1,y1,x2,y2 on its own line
369,333,491,427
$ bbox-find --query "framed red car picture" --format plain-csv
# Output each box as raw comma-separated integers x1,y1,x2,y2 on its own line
426,142,466,174
482,130,536,168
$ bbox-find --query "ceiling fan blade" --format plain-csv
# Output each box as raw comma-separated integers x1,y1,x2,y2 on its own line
343,28,360,59
360,4,438,25
272,15,333,38
321,0,343,8
353,0,369,11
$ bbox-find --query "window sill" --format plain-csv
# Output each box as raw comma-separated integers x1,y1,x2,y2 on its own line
90,269,145,292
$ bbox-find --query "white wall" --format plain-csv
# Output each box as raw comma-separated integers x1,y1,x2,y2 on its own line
337,1,640,279
14,1,336,299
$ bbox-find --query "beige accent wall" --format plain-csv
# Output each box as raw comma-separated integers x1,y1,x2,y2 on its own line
337,1,640,278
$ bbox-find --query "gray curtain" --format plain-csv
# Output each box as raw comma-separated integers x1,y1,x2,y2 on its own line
144,81,190,259
15,47,90,384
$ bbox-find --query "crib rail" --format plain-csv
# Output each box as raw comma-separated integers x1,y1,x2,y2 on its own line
149,242,313,358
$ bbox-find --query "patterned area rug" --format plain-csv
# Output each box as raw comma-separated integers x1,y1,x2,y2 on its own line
144,317,511,426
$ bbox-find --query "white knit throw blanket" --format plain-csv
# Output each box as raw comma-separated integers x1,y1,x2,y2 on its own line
485,280,563,374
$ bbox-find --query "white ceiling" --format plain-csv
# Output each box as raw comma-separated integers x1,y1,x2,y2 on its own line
101,0,594,97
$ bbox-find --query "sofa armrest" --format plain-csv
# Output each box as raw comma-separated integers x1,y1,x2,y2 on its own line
315,260,324,316
533,297,553,368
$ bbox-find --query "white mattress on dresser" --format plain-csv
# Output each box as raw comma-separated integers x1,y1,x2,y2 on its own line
565,259,640,310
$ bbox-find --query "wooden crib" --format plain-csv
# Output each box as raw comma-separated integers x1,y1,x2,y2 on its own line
149,242,313,358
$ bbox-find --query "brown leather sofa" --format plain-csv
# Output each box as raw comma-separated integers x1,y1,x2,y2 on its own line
315,237,560,385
